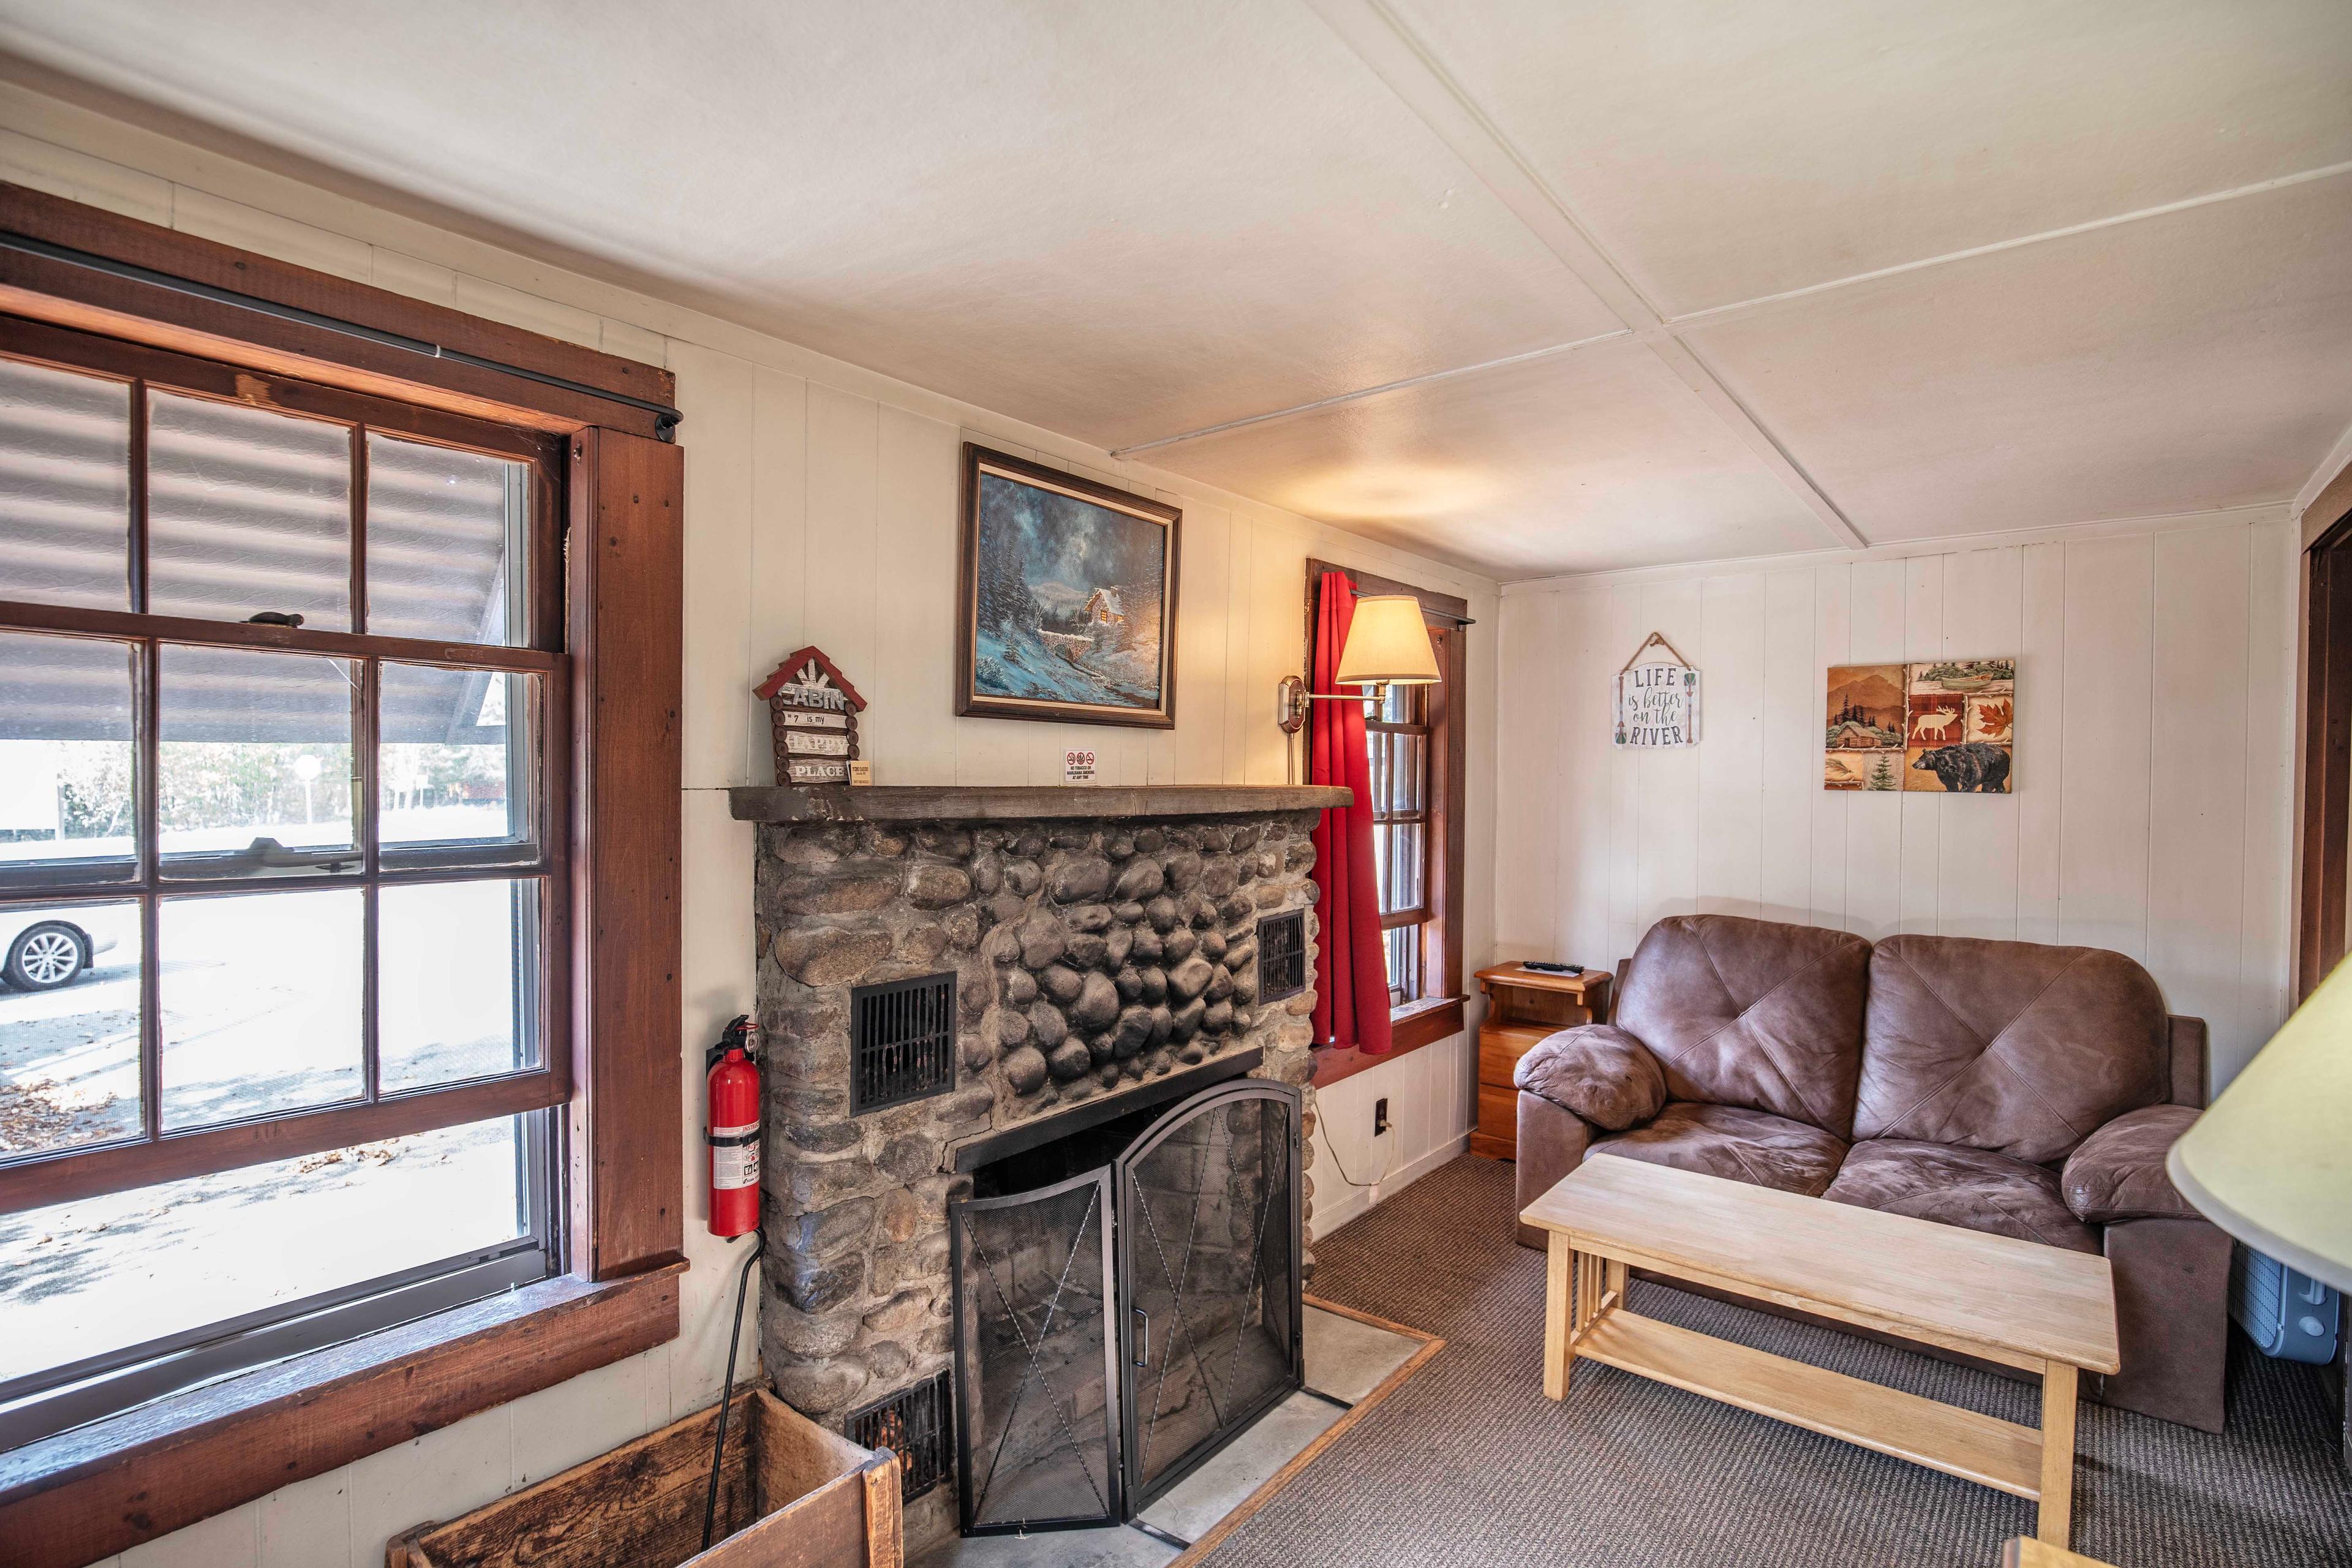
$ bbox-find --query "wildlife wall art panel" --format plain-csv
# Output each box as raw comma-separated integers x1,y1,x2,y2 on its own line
957,443,1180,728
1823,658,2013,793
1904,659,2013,792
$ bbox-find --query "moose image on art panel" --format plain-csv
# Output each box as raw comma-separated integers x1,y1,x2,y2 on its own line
1825,658,2013,793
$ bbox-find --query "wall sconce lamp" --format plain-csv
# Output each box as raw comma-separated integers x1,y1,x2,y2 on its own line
1275,594,1441,735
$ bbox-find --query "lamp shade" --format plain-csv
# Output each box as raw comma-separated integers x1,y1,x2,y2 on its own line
1334,595,1439,687
2168,958,2352,1292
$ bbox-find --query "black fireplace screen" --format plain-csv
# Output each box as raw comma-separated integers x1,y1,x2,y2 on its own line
1118,1083,1300,1508
948,1080,1302,1534
949,1167,1120,1532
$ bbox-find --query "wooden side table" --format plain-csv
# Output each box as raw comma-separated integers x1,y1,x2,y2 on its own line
1472,963,1611,1159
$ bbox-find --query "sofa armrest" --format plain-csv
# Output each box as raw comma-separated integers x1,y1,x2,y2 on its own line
1512,1023,1667,1131
2062,1104,2203,1223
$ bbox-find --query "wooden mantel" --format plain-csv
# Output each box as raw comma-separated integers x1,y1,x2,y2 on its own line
726,783,1349,823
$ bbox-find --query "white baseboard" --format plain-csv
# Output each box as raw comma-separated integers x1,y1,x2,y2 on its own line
1310,1130,1469,1244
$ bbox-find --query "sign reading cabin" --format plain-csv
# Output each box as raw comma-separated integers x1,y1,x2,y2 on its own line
755,646,867,784
1613,636,1700,748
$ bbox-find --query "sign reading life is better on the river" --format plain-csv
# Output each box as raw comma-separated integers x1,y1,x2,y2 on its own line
1615,660,1701,748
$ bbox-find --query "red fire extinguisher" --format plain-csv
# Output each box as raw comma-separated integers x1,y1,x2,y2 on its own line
704,1015,760,1238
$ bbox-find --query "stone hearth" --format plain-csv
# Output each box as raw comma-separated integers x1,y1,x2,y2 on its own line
733,783,1343,1547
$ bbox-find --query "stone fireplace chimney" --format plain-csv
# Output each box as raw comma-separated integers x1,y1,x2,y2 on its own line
733,783,1341,1548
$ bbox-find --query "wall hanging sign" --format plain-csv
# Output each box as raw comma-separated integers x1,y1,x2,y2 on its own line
956,442,1182,729
1063,748,1096,783
1824,658,2013,792
1613,631,1700,748
756,646,867,785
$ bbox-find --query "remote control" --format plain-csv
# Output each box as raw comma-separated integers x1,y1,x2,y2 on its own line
1521,960,1584,974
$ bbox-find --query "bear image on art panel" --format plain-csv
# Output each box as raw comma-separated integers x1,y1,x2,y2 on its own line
1904,659,2014,793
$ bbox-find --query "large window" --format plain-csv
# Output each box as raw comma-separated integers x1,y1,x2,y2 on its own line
0,324,568,1447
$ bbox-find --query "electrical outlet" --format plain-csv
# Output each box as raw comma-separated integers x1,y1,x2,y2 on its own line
1373,1097,1390,1137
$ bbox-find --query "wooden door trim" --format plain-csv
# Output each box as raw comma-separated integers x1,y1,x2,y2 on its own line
2298,507,2352,998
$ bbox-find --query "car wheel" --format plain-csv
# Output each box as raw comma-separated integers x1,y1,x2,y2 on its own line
4,922,88,991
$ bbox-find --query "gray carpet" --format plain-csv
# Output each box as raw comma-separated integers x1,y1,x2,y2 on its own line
1199,1155,2352,1568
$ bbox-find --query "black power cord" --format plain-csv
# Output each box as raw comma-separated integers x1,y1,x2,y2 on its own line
701,1232,766,1551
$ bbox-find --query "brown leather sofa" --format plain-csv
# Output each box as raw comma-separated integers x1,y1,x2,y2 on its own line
1511,913,2229,1431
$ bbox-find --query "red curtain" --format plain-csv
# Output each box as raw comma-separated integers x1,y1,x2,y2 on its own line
1309,571,1392,1054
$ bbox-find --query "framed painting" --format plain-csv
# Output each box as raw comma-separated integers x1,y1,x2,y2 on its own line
957,443,1182,728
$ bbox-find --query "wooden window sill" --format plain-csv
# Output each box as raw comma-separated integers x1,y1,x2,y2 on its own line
0,1262,683,1568
1310,995,1466,1088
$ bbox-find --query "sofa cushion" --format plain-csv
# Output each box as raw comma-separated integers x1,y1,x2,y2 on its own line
1513,1024,1668,1131
2062,1104,2202,1223
1590,1102,1850,1197
1824,1138,2100,1254
1612,914,1872,1137
1855,934,2168,1165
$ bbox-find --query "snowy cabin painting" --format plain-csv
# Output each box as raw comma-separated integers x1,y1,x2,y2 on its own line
957,443,1182,728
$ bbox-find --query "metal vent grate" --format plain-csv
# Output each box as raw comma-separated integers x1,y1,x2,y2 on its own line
848,1370,953,1501
850,971,957,1115
1256,910,1307,1004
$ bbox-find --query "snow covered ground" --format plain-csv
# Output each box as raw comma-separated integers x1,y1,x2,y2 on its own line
0,805,536,1396
975,622,1159,709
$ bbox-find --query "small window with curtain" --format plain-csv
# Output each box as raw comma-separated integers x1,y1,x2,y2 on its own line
1366,677,1431,1006
1303,558,1466,1058
0,326,568,1448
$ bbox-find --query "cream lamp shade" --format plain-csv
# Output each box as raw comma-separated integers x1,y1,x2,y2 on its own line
1334,595,1440,688
2167,957,2352,1292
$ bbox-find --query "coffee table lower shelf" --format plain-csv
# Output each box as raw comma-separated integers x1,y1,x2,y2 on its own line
1574,1308,2043,1499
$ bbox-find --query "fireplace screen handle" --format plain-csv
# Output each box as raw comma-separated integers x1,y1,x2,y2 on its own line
1131,1306,1150,1368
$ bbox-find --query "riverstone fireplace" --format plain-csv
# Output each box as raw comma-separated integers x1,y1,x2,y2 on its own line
734,783,1342,1550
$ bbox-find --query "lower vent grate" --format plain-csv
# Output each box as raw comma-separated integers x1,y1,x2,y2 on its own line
847,1370,953,1501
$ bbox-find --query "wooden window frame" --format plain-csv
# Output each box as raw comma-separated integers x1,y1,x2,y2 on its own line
1302,560,1470,1090
2298,499,2352,1001
0,316,573,1214
0,186,685,1568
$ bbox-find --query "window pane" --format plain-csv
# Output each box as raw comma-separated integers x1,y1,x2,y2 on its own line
1385,922,1420,1007
148,391,352,629
0,899,141,1156
0,631,136,882
1395,821,1425,913
0,1112,535,1394
0,356,130,610
380,665,536,861
366,435,527,646
380,879,538,1091
159,644,356,876
159,888,361,1129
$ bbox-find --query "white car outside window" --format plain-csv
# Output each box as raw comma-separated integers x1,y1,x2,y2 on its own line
0,904,132,991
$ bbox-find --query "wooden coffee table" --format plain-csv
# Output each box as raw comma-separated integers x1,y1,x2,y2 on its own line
1521,1158,2120,1547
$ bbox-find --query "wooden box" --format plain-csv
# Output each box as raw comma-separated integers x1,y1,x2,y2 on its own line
388,1386,902,1568
1471,963,1611,1160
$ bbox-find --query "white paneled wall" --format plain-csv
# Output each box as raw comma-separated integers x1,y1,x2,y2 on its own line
0,97,1496,1568
1308,1033,1476,1242
1496,515,2299,1093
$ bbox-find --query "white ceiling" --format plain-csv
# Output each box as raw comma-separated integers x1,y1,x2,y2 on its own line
0,0,2347,579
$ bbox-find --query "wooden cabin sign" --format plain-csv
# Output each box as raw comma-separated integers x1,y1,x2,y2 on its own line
755,646,868,785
